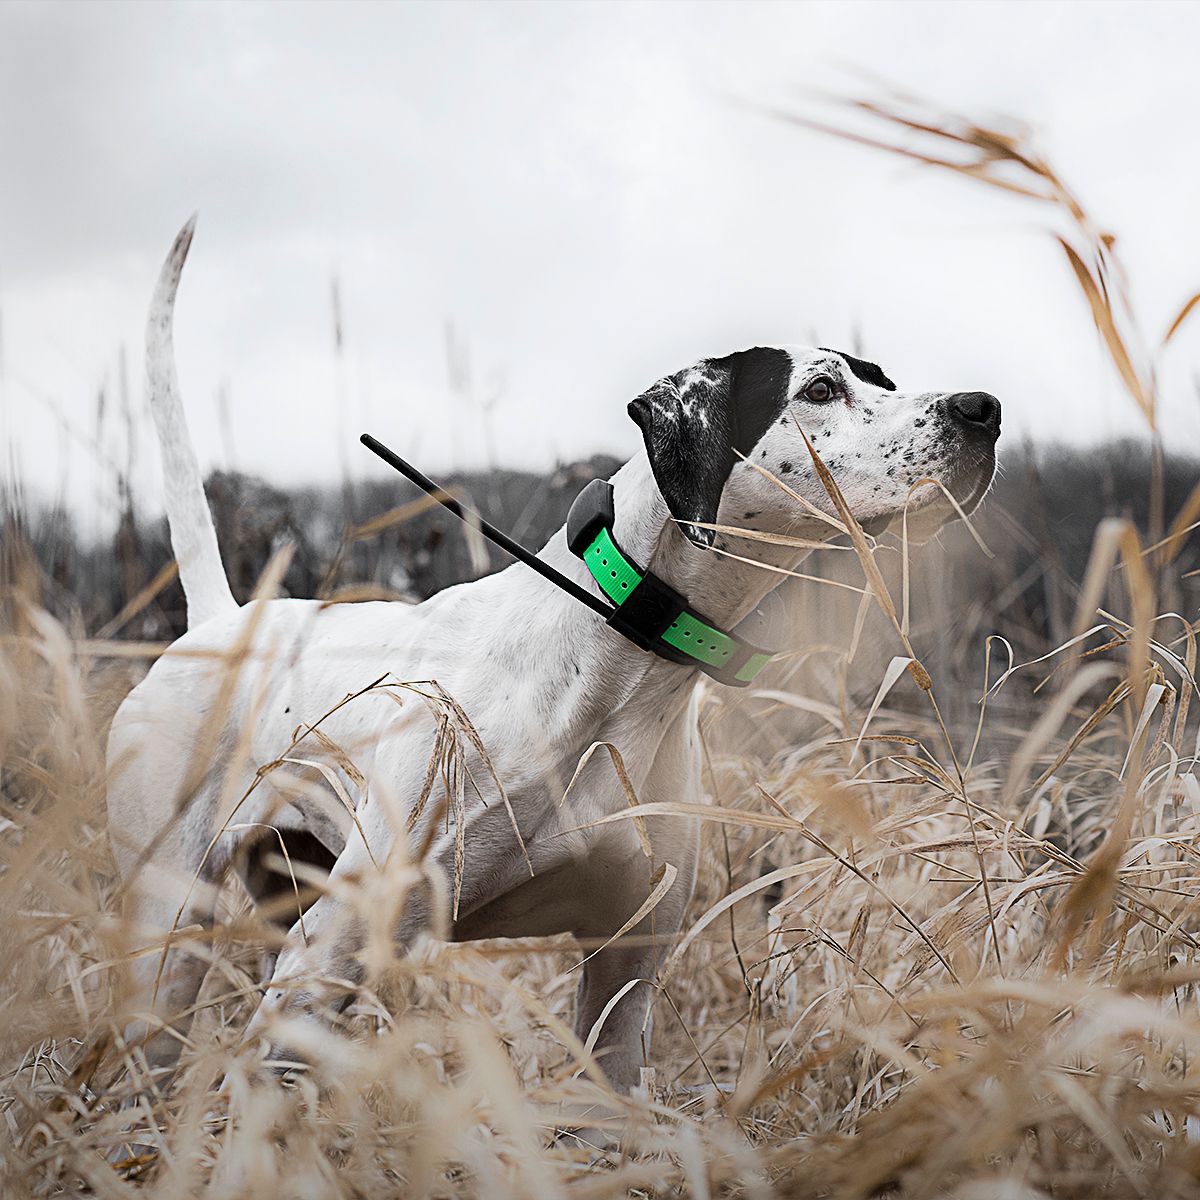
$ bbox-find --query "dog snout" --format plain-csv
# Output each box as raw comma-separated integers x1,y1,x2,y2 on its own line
942,392,1001,438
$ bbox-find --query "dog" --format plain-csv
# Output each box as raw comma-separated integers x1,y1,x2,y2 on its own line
106,220,999,1095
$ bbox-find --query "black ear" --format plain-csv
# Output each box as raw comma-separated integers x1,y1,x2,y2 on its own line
627,347,792,547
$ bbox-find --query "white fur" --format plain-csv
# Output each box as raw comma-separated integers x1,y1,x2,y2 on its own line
145,218,237,628
106,226,997,1093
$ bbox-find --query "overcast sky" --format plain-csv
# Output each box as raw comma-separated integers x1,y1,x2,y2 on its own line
2,0,1199,534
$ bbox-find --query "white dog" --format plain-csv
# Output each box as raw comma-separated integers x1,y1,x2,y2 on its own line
106,221,999,1093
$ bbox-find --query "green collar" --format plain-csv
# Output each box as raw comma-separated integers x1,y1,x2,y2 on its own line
566,480,774,687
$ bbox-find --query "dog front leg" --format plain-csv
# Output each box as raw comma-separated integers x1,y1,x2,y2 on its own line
244,815,498,1071
571,695,704,1094
242,828,421,1063
575,940,659,1094
573,812,700,1094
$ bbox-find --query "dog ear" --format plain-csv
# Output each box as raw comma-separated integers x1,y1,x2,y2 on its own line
627,347,792,547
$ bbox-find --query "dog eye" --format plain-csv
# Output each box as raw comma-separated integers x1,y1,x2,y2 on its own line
803,377,835,403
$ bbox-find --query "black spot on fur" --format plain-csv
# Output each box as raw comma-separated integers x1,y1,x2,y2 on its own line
821,349,897,392
780,461,793,474
744,510,760,519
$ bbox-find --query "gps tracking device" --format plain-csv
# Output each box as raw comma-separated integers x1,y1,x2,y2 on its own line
360,433,774,687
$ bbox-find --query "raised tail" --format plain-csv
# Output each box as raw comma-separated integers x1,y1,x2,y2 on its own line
146,217,237,628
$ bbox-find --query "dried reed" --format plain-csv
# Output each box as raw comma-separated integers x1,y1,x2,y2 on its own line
2,90,1199,1199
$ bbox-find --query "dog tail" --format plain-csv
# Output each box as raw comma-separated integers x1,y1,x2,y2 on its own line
146,217,237,628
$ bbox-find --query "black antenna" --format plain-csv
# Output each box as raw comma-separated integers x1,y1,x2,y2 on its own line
359,433,610,618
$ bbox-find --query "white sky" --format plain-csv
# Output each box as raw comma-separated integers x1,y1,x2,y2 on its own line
2,0,1199,535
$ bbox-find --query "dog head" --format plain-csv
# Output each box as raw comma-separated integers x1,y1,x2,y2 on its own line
627,345,1000,548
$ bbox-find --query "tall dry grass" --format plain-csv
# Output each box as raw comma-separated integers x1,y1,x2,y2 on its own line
2,91,1200,1198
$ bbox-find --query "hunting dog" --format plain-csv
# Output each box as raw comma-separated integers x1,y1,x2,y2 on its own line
107,221,1000,1094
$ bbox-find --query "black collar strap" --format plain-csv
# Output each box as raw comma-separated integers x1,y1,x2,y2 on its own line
566,479,774,687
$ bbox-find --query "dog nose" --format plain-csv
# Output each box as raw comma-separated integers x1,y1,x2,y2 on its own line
944,392,1001,437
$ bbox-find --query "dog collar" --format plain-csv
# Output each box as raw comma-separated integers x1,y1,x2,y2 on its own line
566,479,774,687
359,435,773,689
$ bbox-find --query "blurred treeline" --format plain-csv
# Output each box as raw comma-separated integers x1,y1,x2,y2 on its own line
3,441,1197,669
3,454,620,638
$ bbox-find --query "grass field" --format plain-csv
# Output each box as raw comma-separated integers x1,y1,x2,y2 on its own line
3,94,1200,1198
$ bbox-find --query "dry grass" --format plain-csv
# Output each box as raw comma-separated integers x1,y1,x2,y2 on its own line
3,91,1200,1198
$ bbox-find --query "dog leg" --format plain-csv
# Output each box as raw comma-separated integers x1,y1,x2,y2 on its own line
573,828,698,1092
113,827,224,1084
552,812,698,1159
242,820,449,1070
574,938,658,1094
245,893,374,1068
107,696,243,1082
106,747,229,1080
572,705,703,1094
